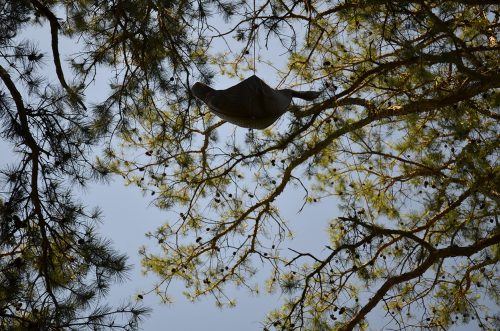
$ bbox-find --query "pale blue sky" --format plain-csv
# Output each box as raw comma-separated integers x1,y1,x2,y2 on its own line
1,19,335,330
83,171,332,330
1,8,485,331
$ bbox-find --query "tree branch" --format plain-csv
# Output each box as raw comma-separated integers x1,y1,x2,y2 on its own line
30,0,86,110
0,63,59,308
341,232,500,331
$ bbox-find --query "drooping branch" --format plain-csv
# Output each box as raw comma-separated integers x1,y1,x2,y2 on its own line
0,63,59,307
30,0,86,110
0,65,37,149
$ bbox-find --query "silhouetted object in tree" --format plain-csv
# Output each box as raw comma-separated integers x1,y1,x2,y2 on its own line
192,75,321,129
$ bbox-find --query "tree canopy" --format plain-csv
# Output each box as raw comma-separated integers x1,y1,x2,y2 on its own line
1,0,499,330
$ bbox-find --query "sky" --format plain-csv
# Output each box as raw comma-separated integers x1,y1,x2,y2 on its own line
0,20,334,329
82,171,333,331
0,5,485,331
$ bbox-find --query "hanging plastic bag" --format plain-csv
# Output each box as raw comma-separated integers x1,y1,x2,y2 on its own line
192,75,321,129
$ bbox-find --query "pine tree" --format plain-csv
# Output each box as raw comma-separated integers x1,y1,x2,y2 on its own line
0,1,148,329
2,0,499,330
106,1,500,330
